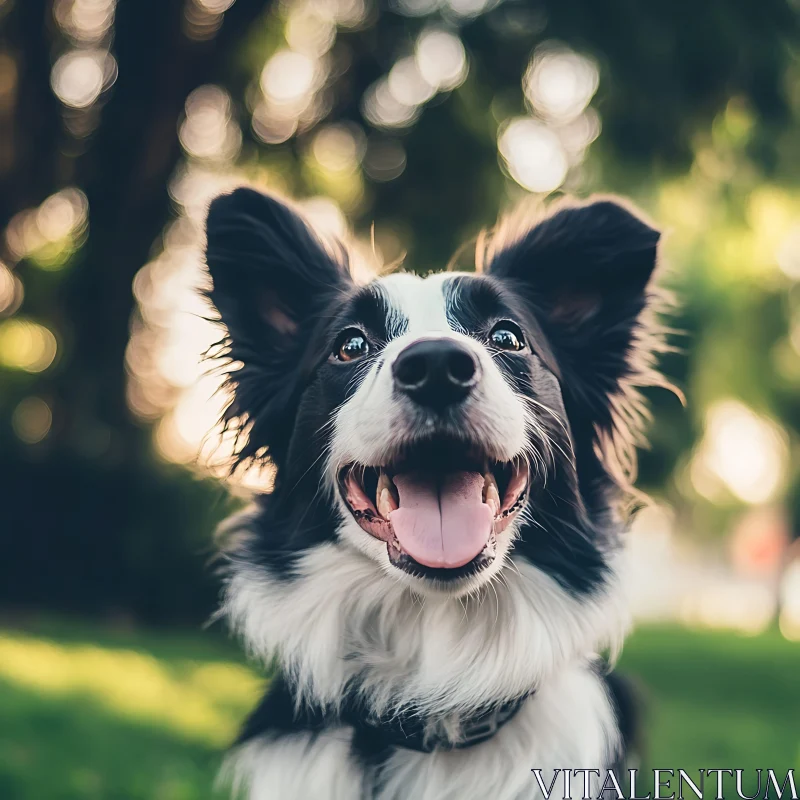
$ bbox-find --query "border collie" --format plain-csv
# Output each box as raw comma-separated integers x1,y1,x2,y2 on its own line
204,187,663,800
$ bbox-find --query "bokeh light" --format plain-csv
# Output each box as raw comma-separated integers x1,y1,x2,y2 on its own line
5,188,89,268
11,396,53,444
36,188,89,244
627,502,795,636
557,108,602,161
691,400,788,505
260,49,318,110
183,0,230,40
251,102,298,144
296,195,348,240
361,27,467,131
415,27,468,92
391,0,440,17
779,560,800,641
776,225,800,279
498,117,569,193
325,0,367,28
496,43,601,194
681,580,776,635
311,123,366,174
50,48,116,109
388,56,436,107
442,0,497,19
0,260,22,316
285,3,336,55
195,0,236,11
0,319,58,373
179,85,241,162
523,43,599,123
128,163,272,489
253,40,330,141
729,507,789,579
54,0,116,44
362,76,420,129
391,0,500,19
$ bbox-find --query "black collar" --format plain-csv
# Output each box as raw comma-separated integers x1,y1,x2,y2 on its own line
236,674,531,755
344,692,531,754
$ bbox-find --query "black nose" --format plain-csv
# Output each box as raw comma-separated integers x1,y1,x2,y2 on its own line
392,338,480,409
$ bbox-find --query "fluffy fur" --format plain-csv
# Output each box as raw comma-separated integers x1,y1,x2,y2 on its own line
203,187,663,799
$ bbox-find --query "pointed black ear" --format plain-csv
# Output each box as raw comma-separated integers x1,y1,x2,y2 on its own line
486,197,661,422
204,187,353,464
206,187,352,346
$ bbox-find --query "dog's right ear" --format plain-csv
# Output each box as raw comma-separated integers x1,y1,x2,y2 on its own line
204,187,353,465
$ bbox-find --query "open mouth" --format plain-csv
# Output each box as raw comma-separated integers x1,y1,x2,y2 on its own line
338,439,529,581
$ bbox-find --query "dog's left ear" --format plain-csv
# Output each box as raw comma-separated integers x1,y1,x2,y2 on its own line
486,197,661,421
204,187,353,465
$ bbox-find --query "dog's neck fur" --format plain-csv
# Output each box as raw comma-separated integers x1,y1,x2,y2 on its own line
223,512,629,720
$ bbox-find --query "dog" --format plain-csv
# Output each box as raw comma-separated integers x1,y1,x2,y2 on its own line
204,186,663,799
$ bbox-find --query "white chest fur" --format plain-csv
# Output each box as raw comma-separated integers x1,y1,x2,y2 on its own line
222,537,628,799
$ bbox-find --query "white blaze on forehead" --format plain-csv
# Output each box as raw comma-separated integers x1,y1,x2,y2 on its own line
377,271,464,338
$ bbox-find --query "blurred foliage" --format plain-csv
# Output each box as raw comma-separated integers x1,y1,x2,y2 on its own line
0,0,799,621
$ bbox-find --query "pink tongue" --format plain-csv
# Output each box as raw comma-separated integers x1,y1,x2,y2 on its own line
388,472,493,569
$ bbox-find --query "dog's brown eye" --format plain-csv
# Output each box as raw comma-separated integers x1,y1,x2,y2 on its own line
489,321,525,351
334,328,370,362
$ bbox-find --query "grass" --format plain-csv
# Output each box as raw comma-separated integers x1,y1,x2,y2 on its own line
622,626,799,768
0,619,797,799
0,620,259,800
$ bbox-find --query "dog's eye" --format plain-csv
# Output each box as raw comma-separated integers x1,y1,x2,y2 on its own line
489,321,525,352
334,328,371,362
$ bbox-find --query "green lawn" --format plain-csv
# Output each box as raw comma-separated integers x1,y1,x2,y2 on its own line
0,619,797,799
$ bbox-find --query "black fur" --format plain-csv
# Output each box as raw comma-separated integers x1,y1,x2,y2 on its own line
206,188,354,466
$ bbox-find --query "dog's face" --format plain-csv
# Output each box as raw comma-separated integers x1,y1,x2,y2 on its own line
205,189,659,598
326,272,537,586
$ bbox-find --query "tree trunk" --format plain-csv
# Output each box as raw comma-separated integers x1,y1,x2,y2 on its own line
0,0,272,623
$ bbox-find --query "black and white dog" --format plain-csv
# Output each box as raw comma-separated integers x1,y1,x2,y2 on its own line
204,187,662,799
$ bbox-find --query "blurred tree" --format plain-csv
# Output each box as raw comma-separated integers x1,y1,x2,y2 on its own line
0,0,798,622
0,0,275,621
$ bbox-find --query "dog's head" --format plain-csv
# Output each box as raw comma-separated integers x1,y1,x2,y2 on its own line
205,188,660,598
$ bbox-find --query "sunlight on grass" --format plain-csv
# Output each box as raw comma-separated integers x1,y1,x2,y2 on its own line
1,621,798,800
0,632,262,747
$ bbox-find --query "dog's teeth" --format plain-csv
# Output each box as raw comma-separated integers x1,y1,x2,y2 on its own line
484,473,501,516
377,472,399,519
377,471,399,502
377,488,397,519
